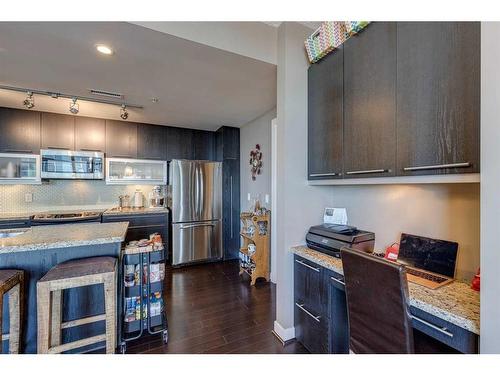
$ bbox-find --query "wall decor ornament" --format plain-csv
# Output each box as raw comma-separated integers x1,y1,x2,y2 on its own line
249,144,263,181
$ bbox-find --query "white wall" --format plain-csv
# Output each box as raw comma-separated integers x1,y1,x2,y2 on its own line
480,22,500,353
329,184,479,280
274,22,334,341
240,108,276,211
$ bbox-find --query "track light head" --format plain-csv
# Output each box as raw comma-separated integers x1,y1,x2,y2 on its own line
120,104,129,120
23,91,35,109
69,97,79,114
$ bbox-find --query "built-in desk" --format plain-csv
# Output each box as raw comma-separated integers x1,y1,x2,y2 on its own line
291,245,480,354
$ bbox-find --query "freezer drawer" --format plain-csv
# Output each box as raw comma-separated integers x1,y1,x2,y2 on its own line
172,220,222,265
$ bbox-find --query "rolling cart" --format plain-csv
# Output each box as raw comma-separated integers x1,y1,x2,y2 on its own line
119,241,168,354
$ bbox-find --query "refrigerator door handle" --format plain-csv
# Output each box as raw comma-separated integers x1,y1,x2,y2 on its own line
179,222,217,230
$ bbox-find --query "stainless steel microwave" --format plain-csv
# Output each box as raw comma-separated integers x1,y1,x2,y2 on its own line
41,149,104,180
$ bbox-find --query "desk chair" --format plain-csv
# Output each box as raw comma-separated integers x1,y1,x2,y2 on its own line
341,247,415,354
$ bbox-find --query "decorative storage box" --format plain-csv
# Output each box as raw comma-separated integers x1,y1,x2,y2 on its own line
305,21,371,64
305,22,348,64
344,21,370,36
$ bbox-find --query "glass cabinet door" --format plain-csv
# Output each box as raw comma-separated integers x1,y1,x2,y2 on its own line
106,158,167,185
0,153,41,184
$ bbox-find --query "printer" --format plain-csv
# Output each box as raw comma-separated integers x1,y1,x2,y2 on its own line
306,224,375,258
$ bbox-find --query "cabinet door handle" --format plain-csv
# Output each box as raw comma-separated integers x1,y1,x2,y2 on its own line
411,315,454,338
3,149,33,154
309,172,340,177
403,162,471,172
295,303,321,323
47,146,70,150
80,148,103,152
346,169,390,175
330,276,345,286
295,259,320,272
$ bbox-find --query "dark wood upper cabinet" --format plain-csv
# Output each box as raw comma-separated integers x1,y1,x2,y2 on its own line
308,47,343,180
343,22,397,178
216,126,239,160
165,127,193,160
105,120,138,158
0,107,41,154
193,130,215,160
41,112,75,150
137,124,167,160
396,22,480,175
74,117,105,152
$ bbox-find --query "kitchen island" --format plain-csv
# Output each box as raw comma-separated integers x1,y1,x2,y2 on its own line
0,222,128,353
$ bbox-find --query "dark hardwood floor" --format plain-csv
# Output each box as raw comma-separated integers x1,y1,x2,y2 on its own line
125,260,308,354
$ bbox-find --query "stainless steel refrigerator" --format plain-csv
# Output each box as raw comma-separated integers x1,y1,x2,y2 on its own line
169,159,223,266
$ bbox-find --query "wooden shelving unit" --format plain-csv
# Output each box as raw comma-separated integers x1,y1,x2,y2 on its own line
239,212,270,285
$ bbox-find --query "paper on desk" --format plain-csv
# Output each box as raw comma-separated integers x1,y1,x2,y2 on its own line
324,207,348,225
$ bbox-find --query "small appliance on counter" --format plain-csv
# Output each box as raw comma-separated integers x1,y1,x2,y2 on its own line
119,194,131,209
148,185,165,208
306,224,375,258
133,189,144,208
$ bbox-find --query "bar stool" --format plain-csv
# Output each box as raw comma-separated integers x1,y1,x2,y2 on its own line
36,257,117,354
0,269,24,354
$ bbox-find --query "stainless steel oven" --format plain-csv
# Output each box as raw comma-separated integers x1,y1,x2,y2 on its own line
41,149,104,180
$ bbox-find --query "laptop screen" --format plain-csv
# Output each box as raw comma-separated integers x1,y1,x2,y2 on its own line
398,233,458,278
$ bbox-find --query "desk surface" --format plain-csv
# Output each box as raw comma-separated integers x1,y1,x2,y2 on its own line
291,245,480,335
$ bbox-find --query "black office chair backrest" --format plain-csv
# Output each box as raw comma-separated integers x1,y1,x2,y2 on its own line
341,247,414,354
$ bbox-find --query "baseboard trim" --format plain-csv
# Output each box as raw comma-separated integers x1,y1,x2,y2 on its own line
273,320,296,345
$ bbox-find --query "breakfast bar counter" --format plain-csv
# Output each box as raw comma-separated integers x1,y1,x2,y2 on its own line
0,222,128,353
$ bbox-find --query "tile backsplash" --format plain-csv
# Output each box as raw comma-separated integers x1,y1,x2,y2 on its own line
0,180,159,213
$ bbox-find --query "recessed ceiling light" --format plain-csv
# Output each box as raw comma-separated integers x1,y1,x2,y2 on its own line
96,44,114,55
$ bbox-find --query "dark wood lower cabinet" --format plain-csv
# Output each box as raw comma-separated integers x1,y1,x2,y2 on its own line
0,219,31,230
294,254,479,354
327,270,350,354
294,304,330,354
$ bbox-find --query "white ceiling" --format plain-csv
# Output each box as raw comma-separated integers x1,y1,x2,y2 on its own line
0,22,277,130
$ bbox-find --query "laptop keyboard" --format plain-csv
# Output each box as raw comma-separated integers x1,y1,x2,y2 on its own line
406,268,448,284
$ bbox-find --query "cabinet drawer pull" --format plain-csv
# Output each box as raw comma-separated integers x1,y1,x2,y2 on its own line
295,303,321,323
346,169,390,175
330,276,345,286
403,162,471,172
295,259,320,272
411,315,454,338
309,172,340,177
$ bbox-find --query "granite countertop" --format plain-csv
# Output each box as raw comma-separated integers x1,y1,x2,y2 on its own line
0,222,129,254
103,207,169,216
290,245,480,335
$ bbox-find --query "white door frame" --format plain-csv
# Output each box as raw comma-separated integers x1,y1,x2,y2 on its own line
270,117,278,283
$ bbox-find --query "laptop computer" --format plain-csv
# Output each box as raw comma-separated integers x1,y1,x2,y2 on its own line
397,233,459,289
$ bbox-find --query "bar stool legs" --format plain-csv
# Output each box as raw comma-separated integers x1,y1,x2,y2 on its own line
36,257,117,354
103,272,116,354
0,270,24,354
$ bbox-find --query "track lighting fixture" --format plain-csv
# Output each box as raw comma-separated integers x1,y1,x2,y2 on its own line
69,97,79,114
23,91,35,109
120,104,129,120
